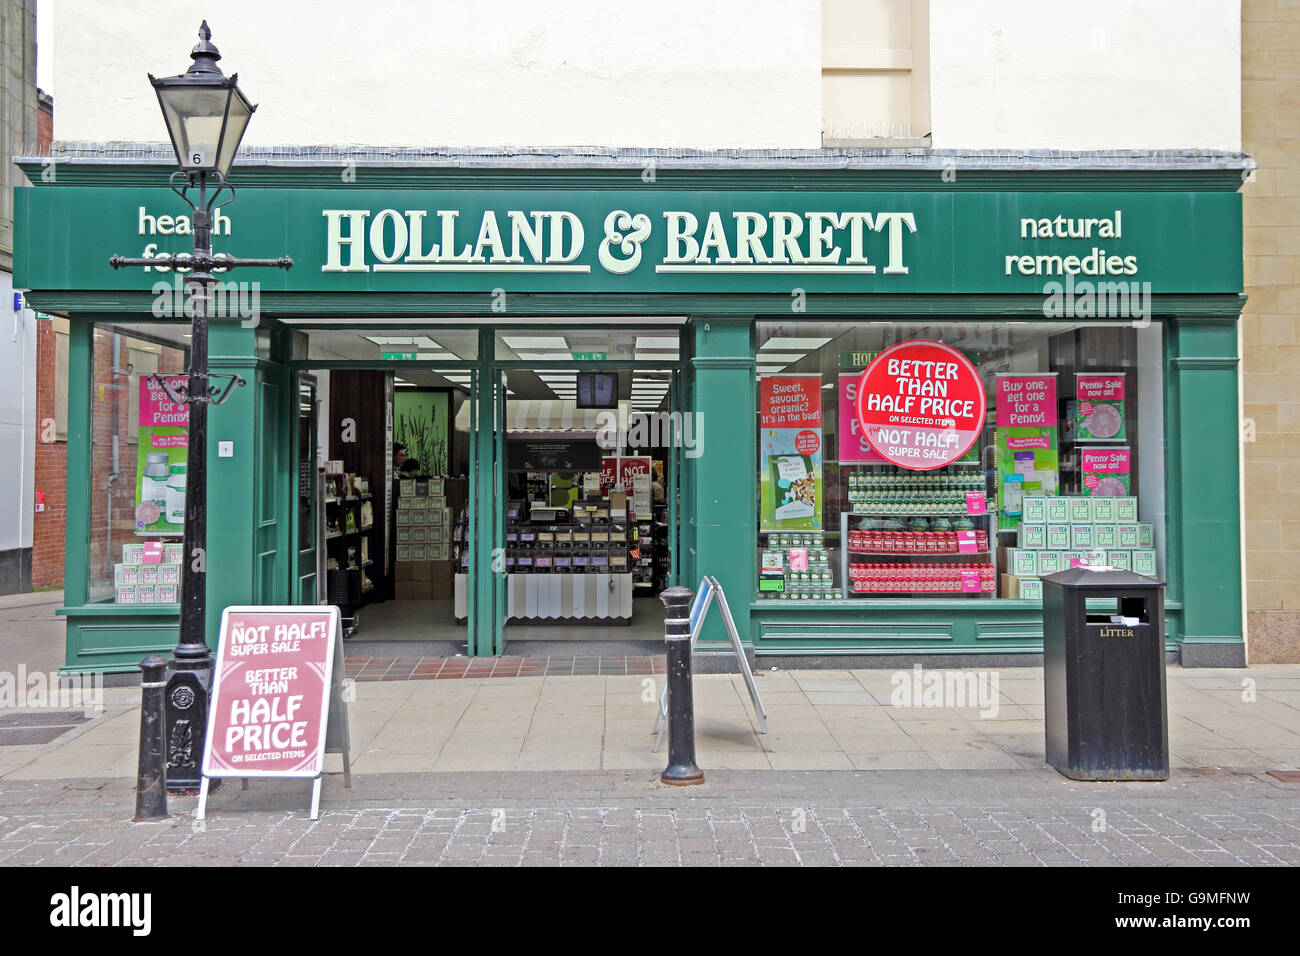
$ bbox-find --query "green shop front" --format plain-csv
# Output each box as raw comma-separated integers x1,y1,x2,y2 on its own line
13,152,1249,672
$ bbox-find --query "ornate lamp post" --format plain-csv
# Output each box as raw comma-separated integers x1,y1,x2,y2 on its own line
112,22,292,795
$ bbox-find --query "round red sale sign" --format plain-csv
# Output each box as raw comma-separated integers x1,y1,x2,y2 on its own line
855,340,986,470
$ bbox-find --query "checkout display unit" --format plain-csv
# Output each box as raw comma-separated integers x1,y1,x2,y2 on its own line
454,496,636,622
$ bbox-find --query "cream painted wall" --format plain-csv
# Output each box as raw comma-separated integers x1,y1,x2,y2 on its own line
929,0,1241,150
52,0,1240,152
53,0,822,149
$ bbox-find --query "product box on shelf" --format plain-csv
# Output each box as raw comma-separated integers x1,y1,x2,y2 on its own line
139,565,160,588
396,510,412,527
413,545,429,561
397,527,412,543
121,543,145,564
116,586,137,604
1069,498,1093,522
163,543,184,565
411,526,427,543
1019,523,1046,550
1093,524,1117,549
1019,578,1043,601
1047,525,1071,550
1116,497,1138,522
1107,550,1132,571
114,564,139,587
1117,524,1140,549
1010,549,1038,577
1022,496,1047,524
160,564,180,585
1137,522,1154,548
1133,550,1157,576
1046,497,1071,524
1070,524,1094,549
428,477,445,496
137,586,158,605
1037,550,1063,576
1091,497,1116,522
157,584,178,603
396,544,412,562
400,479,415,497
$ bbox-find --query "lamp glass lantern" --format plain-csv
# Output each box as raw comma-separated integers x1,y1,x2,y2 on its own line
149,23,256,178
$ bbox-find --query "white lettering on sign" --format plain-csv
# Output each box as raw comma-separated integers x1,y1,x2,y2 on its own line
319,207,920,278
1002,210,1139,277
321,209,588,274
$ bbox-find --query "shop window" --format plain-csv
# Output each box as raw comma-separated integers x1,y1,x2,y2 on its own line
756,321,1165,602
88,324,189,604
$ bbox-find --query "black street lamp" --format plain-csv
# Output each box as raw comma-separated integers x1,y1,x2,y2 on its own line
111,22,292,795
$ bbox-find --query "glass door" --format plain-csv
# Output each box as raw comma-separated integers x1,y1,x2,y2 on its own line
291,371,322,605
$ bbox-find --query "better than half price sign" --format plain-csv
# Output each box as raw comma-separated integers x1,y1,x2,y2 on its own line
855,340,987,470
203,606,340,778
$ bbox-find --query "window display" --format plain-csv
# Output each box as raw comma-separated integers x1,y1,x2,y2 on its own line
755,321,1165,602
89,325,189,603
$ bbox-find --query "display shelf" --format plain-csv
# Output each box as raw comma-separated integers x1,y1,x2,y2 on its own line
840,511,996,599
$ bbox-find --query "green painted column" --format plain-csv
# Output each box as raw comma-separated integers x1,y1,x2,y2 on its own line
63,319,93,609
1166,315,1245,665
470,330,498,656
205,322,281,646
689,316,756,647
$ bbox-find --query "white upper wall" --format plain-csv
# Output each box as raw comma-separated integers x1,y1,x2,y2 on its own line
51,0,1241,152
55,0,823,149
929,0,1241,150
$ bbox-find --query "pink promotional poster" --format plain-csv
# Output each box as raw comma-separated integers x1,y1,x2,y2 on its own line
203,608,339,778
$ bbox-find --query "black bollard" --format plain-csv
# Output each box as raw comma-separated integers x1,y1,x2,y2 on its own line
659,586,704,786
133,655,170,822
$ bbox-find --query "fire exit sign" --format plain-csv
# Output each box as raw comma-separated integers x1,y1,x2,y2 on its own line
572,352,607,360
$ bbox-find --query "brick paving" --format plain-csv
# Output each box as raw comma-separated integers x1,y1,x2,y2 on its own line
344,655,667,680
0,769,1295,866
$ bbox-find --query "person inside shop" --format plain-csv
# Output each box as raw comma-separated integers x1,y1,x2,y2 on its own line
392,442,408,480
401,458,421,479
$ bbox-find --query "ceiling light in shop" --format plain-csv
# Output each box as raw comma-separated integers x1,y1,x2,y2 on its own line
759,337,831,351
754,353,805,364
635,336,679,350
756,365,786,374
516,352,579,361
502,336,569,350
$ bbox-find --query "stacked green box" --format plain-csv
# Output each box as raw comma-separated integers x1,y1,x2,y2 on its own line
1012,495,1160,586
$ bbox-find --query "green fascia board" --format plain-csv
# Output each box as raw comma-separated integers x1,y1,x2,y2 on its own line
15,186,1242,295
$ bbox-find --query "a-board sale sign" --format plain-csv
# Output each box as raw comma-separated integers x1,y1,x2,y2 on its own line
855,340,986,470
203,606,340,778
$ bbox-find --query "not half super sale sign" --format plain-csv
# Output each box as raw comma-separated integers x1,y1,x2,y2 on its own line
203,606,340,778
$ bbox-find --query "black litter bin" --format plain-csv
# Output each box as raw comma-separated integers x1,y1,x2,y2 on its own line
1042,567,1168,781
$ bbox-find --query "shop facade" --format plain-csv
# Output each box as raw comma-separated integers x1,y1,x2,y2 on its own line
13,150,1249,672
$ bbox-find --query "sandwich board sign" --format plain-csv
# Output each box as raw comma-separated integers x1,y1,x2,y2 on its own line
652,576,770,753
197,605,351,820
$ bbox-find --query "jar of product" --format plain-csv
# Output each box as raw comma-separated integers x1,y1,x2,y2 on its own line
142,452,171,511
165,463,187,525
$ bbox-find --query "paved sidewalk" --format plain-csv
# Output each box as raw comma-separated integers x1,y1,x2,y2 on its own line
1,665,1297,778
0,769,1296,866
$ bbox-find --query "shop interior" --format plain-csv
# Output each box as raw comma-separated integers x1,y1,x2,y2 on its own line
304,326,681,655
